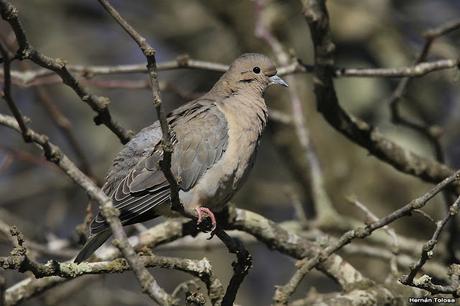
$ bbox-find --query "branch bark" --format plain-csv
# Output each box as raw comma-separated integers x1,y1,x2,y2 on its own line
298,0,457,191
0,0,132,143
0,112,175,305
96,0,182,214
273,167,459,304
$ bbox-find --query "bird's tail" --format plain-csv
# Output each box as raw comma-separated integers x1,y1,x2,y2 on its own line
74,230,111,263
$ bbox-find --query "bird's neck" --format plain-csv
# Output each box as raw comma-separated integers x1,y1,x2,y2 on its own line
209,77,265,98
213,90,268,134
204,78,268,131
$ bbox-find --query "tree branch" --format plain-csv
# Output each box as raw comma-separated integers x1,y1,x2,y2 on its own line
400,195,460,294
215,230,252,306
297,0,458,192
0,112,175,305
3,56,458,88
96,0,182,214
254,0,337,222
0,0,132,144
273,168,460,304
0,40,30,142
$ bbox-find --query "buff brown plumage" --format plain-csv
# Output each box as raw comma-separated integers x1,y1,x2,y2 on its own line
75,53,287,263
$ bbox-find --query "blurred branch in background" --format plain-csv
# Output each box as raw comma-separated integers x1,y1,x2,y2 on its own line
2,56,458,88
0,0,133,144
0,0,460,305
385,17,460,265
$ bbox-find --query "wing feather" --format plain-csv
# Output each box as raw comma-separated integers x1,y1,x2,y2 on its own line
90,101,228,234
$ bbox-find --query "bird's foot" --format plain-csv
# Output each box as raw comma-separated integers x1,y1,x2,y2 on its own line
195,207,217,233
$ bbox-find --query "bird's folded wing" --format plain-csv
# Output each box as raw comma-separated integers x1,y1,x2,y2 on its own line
172,104,228,190
91,102,228,234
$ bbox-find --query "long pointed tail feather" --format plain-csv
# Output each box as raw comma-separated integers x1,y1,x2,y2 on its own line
74,230,111,263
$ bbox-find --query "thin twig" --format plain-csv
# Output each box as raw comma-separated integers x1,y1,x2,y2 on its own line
0,0,132,143
273,169,460,304
34,86,95,178
0,113,176,305
347,196,400,274
3,57,458,88
0,41,30,141
96,0,182,214
335,59,459,78
386,18,460,263
400,195,460,293
386,19,460,155
297,0,459,192
254,0,337,221
346,196,399,252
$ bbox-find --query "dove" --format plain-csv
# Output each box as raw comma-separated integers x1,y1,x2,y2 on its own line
75,53,288,263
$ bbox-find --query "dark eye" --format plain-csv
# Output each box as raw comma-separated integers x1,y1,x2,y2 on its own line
253,67,261,74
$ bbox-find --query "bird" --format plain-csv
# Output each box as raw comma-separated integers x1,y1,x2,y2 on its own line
74,53,288,263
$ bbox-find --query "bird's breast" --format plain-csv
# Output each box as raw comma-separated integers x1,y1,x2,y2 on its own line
179,95,267,212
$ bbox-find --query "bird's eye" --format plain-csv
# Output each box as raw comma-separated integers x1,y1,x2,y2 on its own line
253,67,261,74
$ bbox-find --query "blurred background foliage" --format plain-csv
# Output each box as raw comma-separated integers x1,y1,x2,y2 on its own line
0,0,459,305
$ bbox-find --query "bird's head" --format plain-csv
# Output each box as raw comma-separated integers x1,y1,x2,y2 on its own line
216,53,288,95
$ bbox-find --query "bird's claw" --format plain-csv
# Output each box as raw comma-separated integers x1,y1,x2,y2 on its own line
195,207,217,237
207,230,216,240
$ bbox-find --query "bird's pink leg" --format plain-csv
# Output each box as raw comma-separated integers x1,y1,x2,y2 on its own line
194,207,217,231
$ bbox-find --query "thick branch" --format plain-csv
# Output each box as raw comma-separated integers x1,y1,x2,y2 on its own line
3,206,365,305
0,252,212,285
298,0,457,191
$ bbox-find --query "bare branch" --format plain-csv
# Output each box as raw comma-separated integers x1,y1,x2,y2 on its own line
400,195,460,294
0,0,132,143
1,249,213,289
96,0,182,215
295,0,458,193
274,169,460,304
215,230,252,306
336,59,459,78
254,0,337,221
386,19,460,154
4,56,458,89
34,87,95,178
384,17,460,263
0,112,176,305
0,41,30,141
